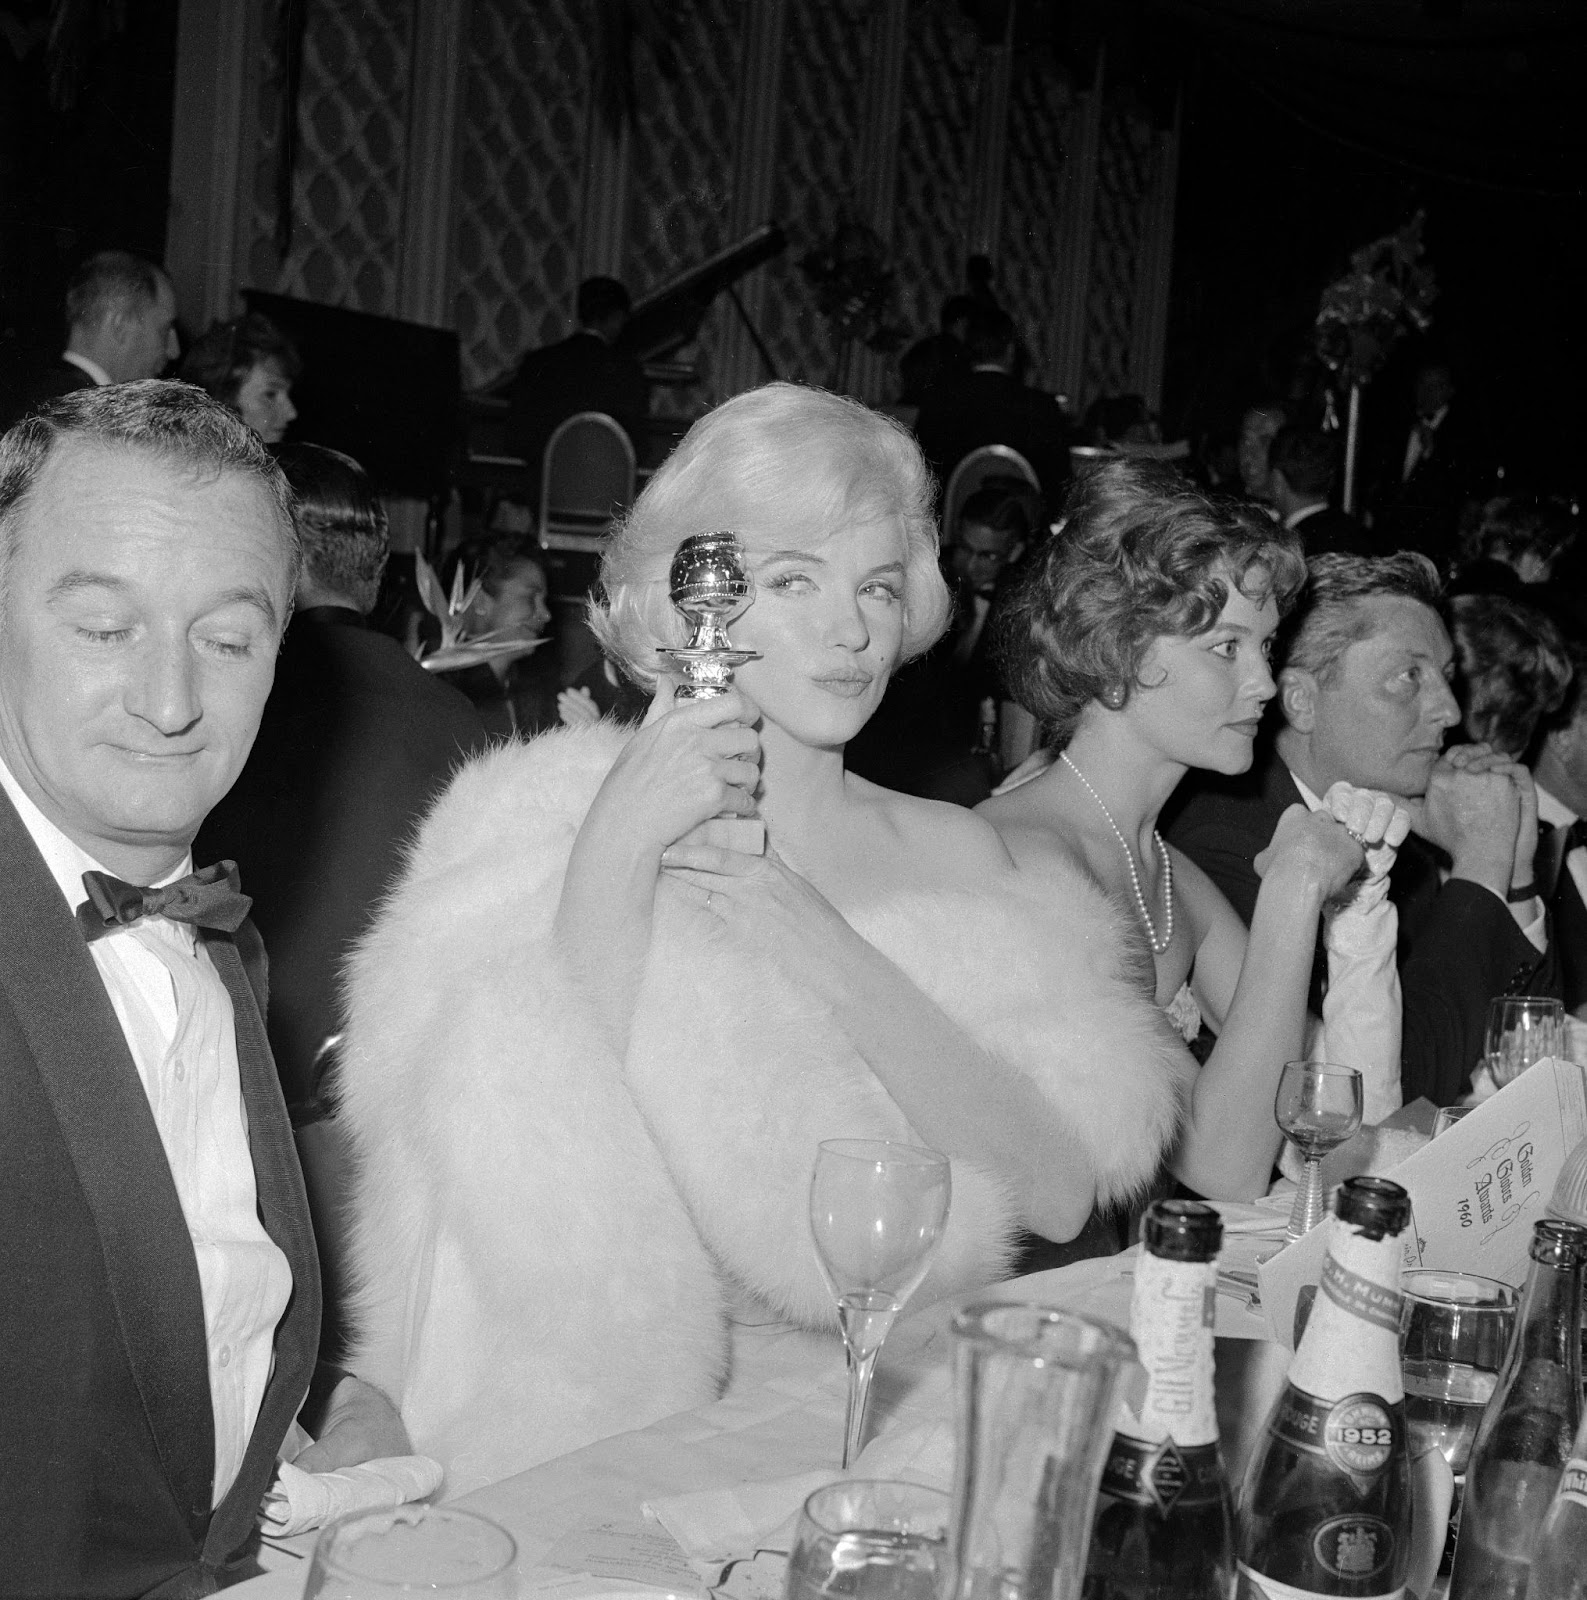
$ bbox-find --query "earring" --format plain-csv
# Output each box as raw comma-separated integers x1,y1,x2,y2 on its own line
1102,683,1126,710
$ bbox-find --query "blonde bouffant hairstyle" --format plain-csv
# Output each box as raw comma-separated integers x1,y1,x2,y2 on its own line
590,382,951,689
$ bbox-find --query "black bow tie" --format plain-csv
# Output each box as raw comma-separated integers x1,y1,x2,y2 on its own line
76,862,252,943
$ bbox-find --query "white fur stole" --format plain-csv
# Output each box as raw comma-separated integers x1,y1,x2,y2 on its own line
337,724,1189,1494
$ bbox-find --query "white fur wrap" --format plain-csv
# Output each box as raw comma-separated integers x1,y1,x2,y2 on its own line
338,724,1189,1494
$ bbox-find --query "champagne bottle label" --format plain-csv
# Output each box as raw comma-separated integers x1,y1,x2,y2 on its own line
1236,1562,1404,1599
1117,1248,1219,1445
1557,1456,1587,1510
1318,1252,1402,1333
1099,1435,1226,1514
1268,1385,1404,1481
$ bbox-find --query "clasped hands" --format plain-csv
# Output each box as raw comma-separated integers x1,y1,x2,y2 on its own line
1256,783,1412,912
1403,743,1538,902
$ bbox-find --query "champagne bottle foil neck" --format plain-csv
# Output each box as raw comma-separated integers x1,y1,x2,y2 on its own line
1143,1198,1224,1262
1336,1174,1411,1239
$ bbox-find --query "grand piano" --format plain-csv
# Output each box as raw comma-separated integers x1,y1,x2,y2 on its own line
462,220,788,479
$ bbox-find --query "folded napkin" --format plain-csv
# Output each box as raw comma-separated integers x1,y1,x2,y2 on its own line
644,1421,954,1563
261,1454,444,1537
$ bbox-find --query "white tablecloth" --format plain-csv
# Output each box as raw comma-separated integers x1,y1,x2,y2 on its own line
233,1200,1289,1596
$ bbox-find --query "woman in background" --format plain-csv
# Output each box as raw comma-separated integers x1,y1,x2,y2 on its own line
1450,592,1572,758
179,312,300,443
335,384,1192,1492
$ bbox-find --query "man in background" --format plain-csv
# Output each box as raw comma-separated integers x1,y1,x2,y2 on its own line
507,275,649,493
198,444,487,1355
1266,424,1373,557
913,303,1071,513
5,250,179,425
897,293,974,406
1532,635,1587,1012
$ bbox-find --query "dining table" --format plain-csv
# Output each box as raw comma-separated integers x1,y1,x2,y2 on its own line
231,1196,1293,1597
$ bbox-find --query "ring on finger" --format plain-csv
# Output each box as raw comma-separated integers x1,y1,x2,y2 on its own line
1344,826,1370,848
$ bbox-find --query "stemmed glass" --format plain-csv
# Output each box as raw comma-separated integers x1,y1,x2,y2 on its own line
1275,1060,1363,1243
304,1504,517,1598
809,1139,951,1468
1485,996,1565,1088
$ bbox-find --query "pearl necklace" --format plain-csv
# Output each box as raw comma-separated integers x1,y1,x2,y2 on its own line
1060,751,1174,955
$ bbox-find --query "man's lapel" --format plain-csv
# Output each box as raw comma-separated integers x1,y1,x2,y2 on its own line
201,924,321,1565
0,788,215,1529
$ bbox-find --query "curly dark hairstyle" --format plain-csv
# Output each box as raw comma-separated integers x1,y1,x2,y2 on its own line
177,313,302,409
1450,593,1573,758
995,458,1306,746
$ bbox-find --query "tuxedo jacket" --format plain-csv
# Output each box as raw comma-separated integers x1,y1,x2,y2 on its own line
506,329,649,491
1166,748,1550,1107
0,789,321,1599
1537,822,1587,1014
0,357,95,430
913,369,1072,509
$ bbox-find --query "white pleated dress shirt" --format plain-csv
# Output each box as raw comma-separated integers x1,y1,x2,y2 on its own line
0,759,292,1506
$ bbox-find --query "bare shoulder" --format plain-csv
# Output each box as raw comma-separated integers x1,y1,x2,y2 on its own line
845,772,1014,882
975,778,1089,877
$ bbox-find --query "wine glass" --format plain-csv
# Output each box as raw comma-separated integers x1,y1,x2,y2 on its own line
1486,996,1565,1088
1433,1105,1473,1137
809,1139,951,1468
1275,1060,1363,1243
304,1504,516,1598
784,1480,949,1600
1399,1270,1517,1576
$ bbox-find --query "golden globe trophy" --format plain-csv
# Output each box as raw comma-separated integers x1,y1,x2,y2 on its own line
659,531,765,852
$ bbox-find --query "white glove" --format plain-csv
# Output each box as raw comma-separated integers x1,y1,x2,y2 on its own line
1321,781,1412,912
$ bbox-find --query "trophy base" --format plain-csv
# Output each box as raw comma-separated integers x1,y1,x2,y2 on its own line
678,816,766,855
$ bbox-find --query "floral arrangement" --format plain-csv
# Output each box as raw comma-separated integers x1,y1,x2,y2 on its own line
410,551,545,674
1314,211,1438,390
798,210,908,355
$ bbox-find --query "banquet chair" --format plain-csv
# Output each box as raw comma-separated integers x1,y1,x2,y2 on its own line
942,445,1039,548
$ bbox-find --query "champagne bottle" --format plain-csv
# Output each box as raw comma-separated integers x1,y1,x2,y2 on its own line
1448,1217,1587,1599
1529,1406,1587,1600
1236,1176,1412,1599
1084,1199,1234,1600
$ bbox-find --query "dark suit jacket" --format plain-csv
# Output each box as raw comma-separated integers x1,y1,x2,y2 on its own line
0,357,96,430
507,329,649,490
1288,505,1375,558
1537,817,1587,1014
0,788,321,1599
913,369,1071,509
1166,747,1550,1107
1368,404,1488,570
197,610,487,1112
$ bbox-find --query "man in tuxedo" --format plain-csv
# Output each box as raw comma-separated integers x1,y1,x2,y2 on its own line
4,251,180,427
1267,425,1373,557
912,303,1071,513
897,293,973,405
1532,637,1587,1012
1168,551,1551,1107
0,384,405,1597
507,275,649,495
1371,361,1486,569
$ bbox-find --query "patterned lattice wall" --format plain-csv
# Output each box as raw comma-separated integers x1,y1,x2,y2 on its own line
890,0,979,379
621,0,747,415
1082,94,1155,405
453,0,593,389
998,57,1074,396
238,0,416,315
754,0,873,391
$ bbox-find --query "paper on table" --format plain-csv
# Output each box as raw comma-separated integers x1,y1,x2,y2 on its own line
539,1520,709,1598
1257,1057,1587,1348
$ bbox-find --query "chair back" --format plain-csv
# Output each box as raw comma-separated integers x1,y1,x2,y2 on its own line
539,412,637,555
942,444,1039,547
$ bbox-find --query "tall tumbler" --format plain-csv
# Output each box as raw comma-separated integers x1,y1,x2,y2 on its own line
947,1303,1141,1600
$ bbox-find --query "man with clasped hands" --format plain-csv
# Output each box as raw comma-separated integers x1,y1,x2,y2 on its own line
1170,551,1554,1108
0,383,406,1598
